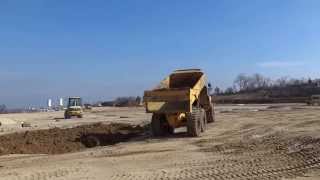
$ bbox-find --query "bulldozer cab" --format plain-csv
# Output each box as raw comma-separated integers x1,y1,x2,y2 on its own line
68,97,82,108
65,97,83,119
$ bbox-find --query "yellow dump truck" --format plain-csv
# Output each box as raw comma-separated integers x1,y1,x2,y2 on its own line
143,69,215,137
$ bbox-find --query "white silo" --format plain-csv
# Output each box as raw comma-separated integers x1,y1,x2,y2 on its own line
48,99,52,108
59,98,64,107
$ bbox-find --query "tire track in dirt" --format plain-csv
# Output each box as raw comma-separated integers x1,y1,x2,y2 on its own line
109,134,320,180
0,166,88,180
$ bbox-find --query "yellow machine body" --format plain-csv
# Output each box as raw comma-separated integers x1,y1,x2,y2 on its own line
144,69,214,130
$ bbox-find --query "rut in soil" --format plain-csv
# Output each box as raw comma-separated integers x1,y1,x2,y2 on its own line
0,123,147,155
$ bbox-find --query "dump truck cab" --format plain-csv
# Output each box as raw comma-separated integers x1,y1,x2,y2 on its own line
64,97,83,119
144,69,215,137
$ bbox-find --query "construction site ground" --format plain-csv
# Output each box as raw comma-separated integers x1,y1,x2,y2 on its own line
1,104,320,180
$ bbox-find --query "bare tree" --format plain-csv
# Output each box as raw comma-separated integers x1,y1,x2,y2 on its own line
225,87,235,94
135,96,142,104
234,74,250,91
221,73,316,97
234,73,271,91
275,77,289,87
288,78,306,85
0,104,7,114
214,87,221,95
253,73,264,88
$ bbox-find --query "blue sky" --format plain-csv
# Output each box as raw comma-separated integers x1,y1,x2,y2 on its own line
1,0,320,108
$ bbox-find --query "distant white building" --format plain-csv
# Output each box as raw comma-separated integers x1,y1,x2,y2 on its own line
59,98,64,107
48,99,52,108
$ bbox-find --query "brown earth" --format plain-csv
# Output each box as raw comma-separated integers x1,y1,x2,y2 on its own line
0,123,147,155
1,105,320,180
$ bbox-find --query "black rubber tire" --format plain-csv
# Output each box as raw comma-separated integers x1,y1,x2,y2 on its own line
206,104,215,123
151,114,175,136
187,107,201,137
151,114,166,136
168,126,175,135
77,115,83,118
64,112,71,119
200,109,207,132
83,135,100,148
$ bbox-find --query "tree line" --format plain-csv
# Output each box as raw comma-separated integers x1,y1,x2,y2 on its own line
0,104,7,114
214,73,319,95
101,96,142,107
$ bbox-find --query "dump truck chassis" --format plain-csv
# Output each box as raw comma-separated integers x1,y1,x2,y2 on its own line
151,106,211,137
151,114,174,136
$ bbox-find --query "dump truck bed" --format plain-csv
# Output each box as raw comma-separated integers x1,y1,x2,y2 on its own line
144,88,191,113
144,69,207,113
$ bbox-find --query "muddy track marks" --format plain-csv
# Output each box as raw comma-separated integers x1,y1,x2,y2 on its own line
0,166,88,180
96,149,175,158
109,134,320,180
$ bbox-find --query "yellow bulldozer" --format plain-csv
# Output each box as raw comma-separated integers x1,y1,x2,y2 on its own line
64,97,83,119
143,69,215,137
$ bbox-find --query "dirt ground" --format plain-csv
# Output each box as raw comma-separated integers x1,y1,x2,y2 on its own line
1,104,320,180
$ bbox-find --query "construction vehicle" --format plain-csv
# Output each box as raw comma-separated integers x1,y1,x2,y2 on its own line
308,95,320,106
143,69,215,137
84,104,93,111
64,97,83,119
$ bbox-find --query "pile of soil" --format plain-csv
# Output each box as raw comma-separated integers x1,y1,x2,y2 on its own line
0,123,147,155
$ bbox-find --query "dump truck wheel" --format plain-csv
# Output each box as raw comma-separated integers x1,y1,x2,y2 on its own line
200,109,207,132
205,102,215,123
83,135,100,148
168,126,175,134
206,111,215,123
151,114,167,136
64,113,71,119
187,108,201,137
206,104,215,123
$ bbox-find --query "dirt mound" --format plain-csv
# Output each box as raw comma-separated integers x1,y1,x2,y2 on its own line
0,123,147,156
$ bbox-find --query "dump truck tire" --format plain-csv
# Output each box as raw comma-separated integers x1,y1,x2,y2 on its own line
206,110,215,123
206,103,215,123
200,109,207,132
151,114,166,136
187,108,201,137
83,135,100,148
64,114,71,119
168,126,175,135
